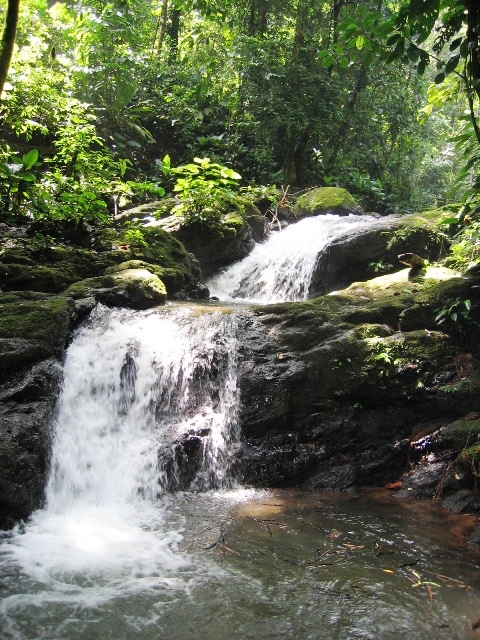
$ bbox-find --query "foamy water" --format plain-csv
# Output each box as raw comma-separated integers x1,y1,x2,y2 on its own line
0,304,240,625
207,214,374,303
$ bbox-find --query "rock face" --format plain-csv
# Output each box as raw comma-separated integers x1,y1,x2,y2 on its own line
0,212,479,526
235,266,480,513
0,225,205,301
159,202,268,278
0,293,71,527
308,211,447,297
118,198,268,279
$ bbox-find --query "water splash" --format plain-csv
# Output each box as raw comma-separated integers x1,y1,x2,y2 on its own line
0,304,239,599
207,214,374,303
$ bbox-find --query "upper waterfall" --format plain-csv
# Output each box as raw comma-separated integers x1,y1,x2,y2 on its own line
206,214,374,303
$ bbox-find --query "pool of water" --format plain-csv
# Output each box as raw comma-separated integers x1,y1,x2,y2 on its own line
1,488,479,640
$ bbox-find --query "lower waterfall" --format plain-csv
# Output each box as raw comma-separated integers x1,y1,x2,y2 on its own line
0,304,240,633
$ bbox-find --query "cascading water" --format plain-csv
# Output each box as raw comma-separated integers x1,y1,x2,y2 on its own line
206,214,374,303
0,304,240,636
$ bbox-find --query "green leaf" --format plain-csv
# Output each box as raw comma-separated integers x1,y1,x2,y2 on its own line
445,54,460,74
355,35,364,50
17,172,36,182
22,149,39,170
386,39,405,63
321,53,334,68
417,59,427,75
386,33,402,47
449,37,463,51
407,47,420,62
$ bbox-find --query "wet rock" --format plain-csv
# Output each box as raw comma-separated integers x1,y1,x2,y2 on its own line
236,267,480,506
169,206,267,278
309,212,448,297
0,225,205,301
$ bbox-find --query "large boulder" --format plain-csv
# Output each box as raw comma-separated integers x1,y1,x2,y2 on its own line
308,210,448,296
128,198,269,279
0,225,205,301
160,202,268,278
0,292,71,527
294,187,363,218
236,264,480,509
64,269,167,319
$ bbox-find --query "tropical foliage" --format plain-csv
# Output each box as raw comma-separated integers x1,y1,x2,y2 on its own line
0,0,478,265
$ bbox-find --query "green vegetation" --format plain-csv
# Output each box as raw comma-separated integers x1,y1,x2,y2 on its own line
167,155,242,226
0,0,477,273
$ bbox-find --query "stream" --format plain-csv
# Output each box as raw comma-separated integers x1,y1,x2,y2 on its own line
1,214,479,639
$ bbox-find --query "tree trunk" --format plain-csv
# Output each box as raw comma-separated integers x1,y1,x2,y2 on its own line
155,0,169,58
248,0,269,36
328,0,345,48
282,0,315,183
167,7,181,63
0,0,20,100
464,0,480,145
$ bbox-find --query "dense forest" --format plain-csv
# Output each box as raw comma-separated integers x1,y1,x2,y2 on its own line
0,0,479,270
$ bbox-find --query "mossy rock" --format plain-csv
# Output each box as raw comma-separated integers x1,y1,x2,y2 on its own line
441,414,480,452
0,246,116,294
0,263,78,293
0,292,71,347
65,269,167,310
294,187,362,218
0,225,204,299
0,292,71,380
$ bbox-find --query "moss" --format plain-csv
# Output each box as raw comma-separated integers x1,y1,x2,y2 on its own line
114,268,167,306
64,269,167,309
223,210,246,230
0,263,77,293
460,441,480,461
0,292,71,349
106,260,164,279
295,187,359,216
1,224,202,298
442,415,480,452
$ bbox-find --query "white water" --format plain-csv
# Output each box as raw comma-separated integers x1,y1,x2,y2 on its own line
207,214,374,303
0,304,240,626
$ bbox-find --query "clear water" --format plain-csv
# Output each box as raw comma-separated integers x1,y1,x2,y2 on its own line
1,488,479,640
206,214,374,303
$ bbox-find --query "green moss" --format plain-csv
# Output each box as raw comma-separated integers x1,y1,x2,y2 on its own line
0,292,71,349
0,263,77,293
106,260,164,279
460,441,480,461
443,415,480,452
63,275,116,300
114,268,167,305
64,269,167,309
223,210,246,230
295,187,359,216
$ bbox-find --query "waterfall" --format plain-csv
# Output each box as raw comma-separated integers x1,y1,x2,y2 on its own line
48,304,240,508
207,214,374,303
0,304,239,595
